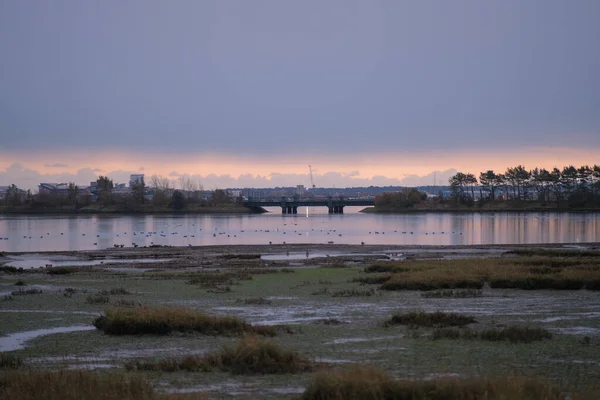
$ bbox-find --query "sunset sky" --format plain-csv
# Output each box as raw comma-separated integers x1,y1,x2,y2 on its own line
1,1,599,190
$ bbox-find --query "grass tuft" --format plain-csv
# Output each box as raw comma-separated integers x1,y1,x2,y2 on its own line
432,325,553,343
0,370,208,400
301,366,583,400
99,288,132,295
86,294,110,304
125,336,315,375
351,275,391,285
93,306,276,336
384,311,476,328
331,288,376,297
421,289,483,298
0,353,23,369
11,288,42,296
243,297,272,305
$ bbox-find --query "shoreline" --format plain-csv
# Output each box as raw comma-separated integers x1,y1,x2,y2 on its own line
362,206,600,214
2,242,599,259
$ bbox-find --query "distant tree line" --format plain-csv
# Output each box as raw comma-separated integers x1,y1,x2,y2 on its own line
374,188,428,209
449,164,600,207
2,175,234,212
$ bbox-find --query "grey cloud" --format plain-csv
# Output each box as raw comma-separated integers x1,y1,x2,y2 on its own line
0,163,100,190
0,1,598,156
44,163,68,168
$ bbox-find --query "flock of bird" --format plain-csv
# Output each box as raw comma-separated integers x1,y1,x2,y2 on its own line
0,220,464,250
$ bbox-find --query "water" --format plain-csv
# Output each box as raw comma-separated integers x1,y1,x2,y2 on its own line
0,207,599,252
0,325,96,352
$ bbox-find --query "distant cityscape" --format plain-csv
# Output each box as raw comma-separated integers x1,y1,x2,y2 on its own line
0,173,450,203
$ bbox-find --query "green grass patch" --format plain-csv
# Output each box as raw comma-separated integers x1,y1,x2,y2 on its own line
384,311,476,328
93,306,276,336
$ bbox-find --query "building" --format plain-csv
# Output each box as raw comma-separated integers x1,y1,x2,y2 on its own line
129,174,145,188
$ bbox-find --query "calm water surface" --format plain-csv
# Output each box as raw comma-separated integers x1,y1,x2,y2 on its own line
0,207,599,252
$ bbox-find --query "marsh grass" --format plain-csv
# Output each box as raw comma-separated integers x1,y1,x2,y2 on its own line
331,288,376,297
301,366,585,400
86,294,110,304
377,257,600,291
46,266,88,275
384,311,476,328
125,336,315,374
421,289,482,298
432,325,553,343
99,288,132,295
0,265,25,274
0,353,22,369
242,297,272,305
0,370,207,400
93,306,276,336
11,288,42,296
351,274,391,285
508,249,600,258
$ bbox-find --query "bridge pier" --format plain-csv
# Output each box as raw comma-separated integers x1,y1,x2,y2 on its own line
281,206,298,214
328,205,344,214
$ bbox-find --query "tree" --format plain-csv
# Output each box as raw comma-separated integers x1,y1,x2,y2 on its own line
150,175,171,206
131,176,146,204
171,190,186,210
211,189,231,205
67,182,79,208
96,176,114,204
4,184,22,207
449,172,477,203
479,170,497,200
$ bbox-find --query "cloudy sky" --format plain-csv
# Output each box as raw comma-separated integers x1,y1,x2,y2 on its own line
1,0,599,190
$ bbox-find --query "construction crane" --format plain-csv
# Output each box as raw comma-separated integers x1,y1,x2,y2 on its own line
308,165,316,189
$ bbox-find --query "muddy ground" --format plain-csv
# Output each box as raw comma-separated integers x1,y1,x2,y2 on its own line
1,243,600,398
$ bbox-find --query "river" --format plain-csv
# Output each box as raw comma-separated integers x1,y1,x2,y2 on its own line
0,208,599,252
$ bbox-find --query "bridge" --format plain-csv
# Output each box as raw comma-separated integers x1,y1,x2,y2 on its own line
243,197,374,214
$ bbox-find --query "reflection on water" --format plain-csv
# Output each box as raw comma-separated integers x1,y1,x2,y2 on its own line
0,207,599,252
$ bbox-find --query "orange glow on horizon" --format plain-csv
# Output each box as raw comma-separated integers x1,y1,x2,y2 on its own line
1,146,598,183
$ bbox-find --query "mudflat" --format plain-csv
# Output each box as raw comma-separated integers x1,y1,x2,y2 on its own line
1,243,600,399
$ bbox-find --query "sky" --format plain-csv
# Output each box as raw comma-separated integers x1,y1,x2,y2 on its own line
1,0,599,190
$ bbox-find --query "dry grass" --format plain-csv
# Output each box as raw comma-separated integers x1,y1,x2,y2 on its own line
331,288,376,297
86,294,110,304
351,274,391,285
384,311,476,328
99,287,132,295
11,288,42,296
377,257,600,291
93,306,276,336
432,325,553,343
0,370,208,400
125,336,316,374
0,353,23,369
301,365,588,400
421,289,482,298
